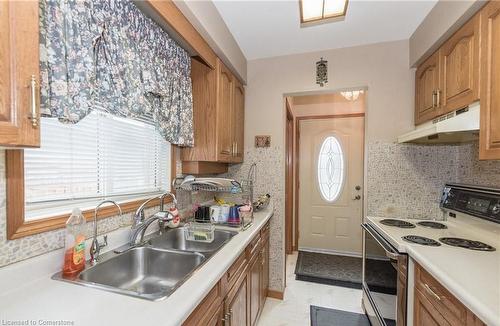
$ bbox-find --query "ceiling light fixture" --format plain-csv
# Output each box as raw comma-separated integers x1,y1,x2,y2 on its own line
299,0,348,26
341,90,364,101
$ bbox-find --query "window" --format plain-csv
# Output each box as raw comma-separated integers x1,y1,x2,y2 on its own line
23,111,171,220
299,0,349,26
317,135,344,202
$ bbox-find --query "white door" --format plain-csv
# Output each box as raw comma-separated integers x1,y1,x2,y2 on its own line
298,116,364,255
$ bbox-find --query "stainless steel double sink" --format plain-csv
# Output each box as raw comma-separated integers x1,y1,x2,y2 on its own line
53,227,237,301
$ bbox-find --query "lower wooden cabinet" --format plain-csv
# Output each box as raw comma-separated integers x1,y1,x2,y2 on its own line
225,272,249,326
260,237,269,311
184,221,271,326
183,282,223,326
207,305,224,326
414,263,485,326
249,253,261,325
414,288,452,326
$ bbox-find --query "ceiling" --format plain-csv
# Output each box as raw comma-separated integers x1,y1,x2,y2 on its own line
213,0,438,60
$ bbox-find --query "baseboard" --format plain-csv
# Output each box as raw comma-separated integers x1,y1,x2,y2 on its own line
298,247,362,258
267,289,284,300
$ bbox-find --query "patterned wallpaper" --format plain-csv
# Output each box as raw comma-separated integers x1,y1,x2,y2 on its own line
366,141,460,219
457,142,500,187
222,146,285,292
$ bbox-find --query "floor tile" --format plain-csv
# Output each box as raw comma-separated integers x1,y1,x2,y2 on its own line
258,253,364,325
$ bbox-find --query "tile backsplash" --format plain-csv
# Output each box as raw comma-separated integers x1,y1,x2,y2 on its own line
367,141,500,220
222,146,285,293
366,141,460,219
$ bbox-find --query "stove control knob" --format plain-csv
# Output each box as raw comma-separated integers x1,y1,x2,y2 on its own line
492,204,500,215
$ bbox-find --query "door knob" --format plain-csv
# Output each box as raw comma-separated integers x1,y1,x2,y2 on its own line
355,185,361,191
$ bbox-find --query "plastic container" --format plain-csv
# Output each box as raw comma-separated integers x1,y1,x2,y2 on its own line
167,206,181,228
184,222,215,243
238,203,253,223
62,208,87,277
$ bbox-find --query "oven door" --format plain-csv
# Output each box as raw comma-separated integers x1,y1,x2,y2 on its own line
362,223,405,326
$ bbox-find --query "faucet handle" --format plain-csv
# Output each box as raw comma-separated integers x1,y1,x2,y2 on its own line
102,235,108,248
152,211,174,222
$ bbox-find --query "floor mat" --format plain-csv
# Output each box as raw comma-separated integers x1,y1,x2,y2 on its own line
295,251,397,293
310,306,370,326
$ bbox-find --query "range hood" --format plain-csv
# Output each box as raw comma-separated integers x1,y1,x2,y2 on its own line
398,102,480,144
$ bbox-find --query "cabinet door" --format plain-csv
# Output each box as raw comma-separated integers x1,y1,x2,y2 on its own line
0,1,40,147
249,256,261,326
415,51,441,125
207,304,224,326
260,239,269,311
181,59,218,162
414,289,452,326
225,274,248,326
480,1,500,160
232,80,245,163
440,14,480,114
217,61,234,162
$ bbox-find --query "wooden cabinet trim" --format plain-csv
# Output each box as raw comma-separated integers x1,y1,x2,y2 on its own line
246,233,262,260
414,287,453,326
414,263,485,326
415,51,441,125
226,251,248,293
0,0,40,147
440,13,481,114
183,282,222,326
479,1,500,160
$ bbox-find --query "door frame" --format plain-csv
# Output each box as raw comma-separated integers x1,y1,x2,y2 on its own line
285,98,294,254
292,112,365,251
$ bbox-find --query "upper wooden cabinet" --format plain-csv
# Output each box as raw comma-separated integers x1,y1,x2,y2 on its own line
440,14,481,113
0,1,40,147
217,61,235,163
414,12,481,125
415,52,441,125
479,1,500,160
182,58,245,172
232,80,245,163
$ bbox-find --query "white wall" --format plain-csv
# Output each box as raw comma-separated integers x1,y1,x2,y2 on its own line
174,0,247,83
246,40,414,147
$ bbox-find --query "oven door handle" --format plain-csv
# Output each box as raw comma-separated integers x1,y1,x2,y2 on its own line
362,223,400,260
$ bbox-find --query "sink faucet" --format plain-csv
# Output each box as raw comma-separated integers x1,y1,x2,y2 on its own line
129,211,175,246
90,200,122,264
129,192,177,246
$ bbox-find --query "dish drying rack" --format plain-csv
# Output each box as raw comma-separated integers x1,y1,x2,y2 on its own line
173,166,256,230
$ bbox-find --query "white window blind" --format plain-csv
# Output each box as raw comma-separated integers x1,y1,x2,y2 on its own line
24,111,171,221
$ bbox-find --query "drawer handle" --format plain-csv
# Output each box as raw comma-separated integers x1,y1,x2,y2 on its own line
222,312,231,326
423,283,442,301
29,75,39,128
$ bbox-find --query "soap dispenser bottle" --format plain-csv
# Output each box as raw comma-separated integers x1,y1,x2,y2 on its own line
62,208,87,277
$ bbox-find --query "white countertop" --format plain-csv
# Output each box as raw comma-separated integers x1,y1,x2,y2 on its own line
366,214,500,326
0,207,273,326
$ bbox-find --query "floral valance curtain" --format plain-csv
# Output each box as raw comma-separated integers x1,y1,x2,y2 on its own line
39,0,194,146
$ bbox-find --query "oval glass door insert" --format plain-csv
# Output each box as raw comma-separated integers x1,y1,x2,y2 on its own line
317,135,345,202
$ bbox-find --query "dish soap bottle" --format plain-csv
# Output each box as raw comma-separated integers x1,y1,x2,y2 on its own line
62,208,86,277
